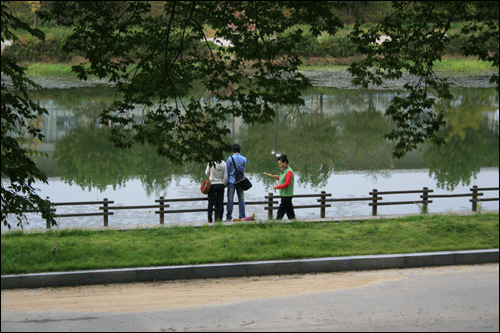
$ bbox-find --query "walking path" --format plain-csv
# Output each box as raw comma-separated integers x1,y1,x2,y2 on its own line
5,209,498,234
2,210,498,289
3,264,498,331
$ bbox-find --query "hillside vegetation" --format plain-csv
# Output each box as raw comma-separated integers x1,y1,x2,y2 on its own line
2,1,490,67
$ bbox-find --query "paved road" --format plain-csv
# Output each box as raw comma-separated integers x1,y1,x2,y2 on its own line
1,264,498,332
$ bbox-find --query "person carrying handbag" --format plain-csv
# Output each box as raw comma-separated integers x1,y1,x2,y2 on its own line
226,144,247,221
205,156,228,223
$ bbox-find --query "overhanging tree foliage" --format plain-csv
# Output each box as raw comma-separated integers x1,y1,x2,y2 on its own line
348,1,498,157
2,1,498,228
41,1,344,164
1,2,55,228
40,1,498,162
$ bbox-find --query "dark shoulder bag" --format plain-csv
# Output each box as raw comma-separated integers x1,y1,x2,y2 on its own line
231,156,252,191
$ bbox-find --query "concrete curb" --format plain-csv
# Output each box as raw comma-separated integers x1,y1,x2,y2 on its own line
2,249,498,289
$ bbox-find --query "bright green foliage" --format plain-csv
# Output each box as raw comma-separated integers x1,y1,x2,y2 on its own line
1,2,56,229
348,1,499,157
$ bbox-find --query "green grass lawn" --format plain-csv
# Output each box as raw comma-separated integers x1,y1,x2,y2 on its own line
298,57,496,73
23,57,496,77
1,213,498,275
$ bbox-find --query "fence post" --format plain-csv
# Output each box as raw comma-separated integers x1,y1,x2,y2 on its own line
159,196,165,224
268,192,274,220
320,191,326,218
372,189,378,216
45,204,52,229
422,187,429,214
103,198,109,227
471,185,478,211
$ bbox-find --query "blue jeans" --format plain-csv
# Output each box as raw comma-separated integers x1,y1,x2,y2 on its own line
226,184,245,220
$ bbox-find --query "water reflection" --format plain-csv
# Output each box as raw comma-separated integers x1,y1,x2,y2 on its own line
28,86,498,193
423,88,499,190
53,126,185,195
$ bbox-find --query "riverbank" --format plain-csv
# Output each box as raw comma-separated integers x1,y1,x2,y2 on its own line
21,57,497,77
2,211,498,275
7,60,496,91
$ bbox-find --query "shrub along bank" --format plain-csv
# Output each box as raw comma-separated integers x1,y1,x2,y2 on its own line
3,22,490,68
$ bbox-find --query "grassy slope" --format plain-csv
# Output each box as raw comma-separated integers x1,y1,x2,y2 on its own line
23,57,497,77
2,213,498,275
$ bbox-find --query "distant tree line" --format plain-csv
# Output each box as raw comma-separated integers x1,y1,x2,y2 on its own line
3,1,494,64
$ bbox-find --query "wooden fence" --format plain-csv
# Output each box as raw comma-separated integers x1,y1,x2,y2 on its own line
21,186,500,229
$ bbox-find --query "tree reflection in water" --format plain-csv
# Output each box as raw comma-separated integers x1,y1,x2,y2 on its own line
38,86,498,193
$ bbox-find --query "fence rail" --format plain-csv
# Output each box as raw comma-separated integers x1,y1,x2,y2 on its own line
265,192,332,219
14,186,499,229
50,200,114,228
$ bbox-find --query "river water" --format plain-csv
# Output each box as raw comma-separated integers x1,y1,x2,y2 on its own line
2,70,498,230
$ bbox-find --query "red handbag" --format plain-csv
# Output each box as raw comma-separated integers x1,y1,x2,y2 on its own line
200,177,211,194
